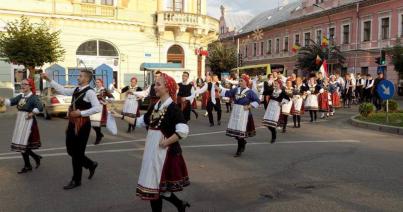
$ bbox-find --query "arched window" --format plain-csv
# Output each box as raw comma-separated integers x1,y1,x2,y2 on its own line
165,0,184,12
167,45,184,67
76,40,118,56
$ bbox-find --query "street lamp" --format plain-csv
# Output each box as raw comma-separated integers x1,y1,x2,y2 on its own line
313,3,332,73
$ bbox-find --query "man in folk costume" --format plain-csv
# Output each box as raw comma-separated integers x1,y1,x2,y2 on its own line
262,80,290,144
328,75,342,115
42,71,101,190
220,75,260,157
113,73,190,212
91,78,114,145
304,75,321,122
291,77,307,128
355,73,365,103
0,79,43,174
134,71,162,110
342,73,354,108
121,77,143,133
372,72,384,111
262,73,274,110
177,72,195,123
363,74,374,102
280,80,294,133
196,74,222,127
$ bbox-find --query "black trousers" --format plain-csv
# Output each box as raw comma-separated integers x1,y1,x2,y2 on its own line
309,110,317,121
268,126,276,140
355,87,363,102
343,92,352,107
21,149,40,168
181,101,192,123
66,121,95,183
206,99,221,124
373,94,382,111
293,115,301,127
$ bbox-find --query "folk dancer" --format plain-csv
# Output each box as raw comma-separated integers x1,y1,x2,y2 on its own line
262,73,274,110
372,72,384,111
355,73,365,103
113,73,190,212
279,80,294,133
291,77,306,128
262,80,290,144
318,78,331,119
221,75,260,157
136,71,162,110
329,75,342,115
0,79,43,174
42,71,101,190
177,72,195,123
363,74,374,102
121,77,143,133
91,78,114,145
304,76,321,122
196,74,222,127
342,74,354,108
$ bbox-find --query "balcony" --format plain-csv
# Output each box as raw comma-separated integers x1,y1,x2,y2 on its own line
73,3,116,18
157,11,219,36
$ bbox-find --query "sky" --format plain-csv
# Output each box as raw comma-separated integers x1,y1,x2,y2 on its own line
206,0,291,19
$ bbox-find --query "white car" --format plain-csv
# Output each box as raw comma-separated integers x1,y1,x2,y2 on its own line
40,86,73,119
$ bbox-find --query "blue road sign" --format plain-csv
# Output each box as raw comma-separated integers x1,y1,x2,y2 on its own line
376,80,395,100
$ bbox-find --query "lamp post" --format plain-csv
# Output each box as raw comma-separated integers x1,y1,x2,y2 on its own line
313,3,332,73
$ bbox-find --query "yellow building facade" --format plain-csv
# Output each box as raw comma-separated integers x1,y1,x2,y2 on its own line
0,0,218,96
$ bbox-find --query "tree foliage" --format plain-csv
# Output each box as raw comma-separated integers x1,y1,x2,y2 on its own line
386,40,403,78
0,16,65,78
296,40,345,73
207,42,237,74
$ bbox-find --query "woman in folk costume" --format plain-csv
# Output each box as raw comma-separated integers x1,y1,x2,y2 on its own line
91,78,114,145
220,75,260,157
304,75,321,122
318,77,331,119
112,73,190,212
279,80,294,133
328,75,342,116
291,77,307,128
0,79,43,173
262,80,290,144
121,77,143,133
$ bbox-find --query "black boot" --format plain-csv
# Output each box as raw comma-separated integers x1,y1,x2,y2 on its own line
234,139,242,157
29,150,42,169
293,115,297,128
297,116,301,128
127,124,132,133
93,127,104,145
240,139,247,153
162,193,190,212
150,198,163,212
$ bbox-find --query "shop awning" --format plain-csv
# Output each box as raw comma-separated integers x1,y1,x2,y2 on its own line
140,63,182,71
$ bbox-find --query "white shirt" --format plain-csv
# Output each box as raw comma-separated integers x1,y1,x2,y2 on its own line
50,80,101,117
196,82,220,104
4,92,40,114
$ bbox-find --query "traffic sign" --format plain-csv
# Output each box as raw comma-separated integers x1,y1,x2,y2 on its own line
376,80,395,100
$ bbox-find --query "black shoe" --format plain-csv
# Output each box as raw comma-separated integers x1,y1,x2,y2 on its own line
270,139,276,144
88,162,98,179
310,119,313,122
240,140,247,153
234,151,242,157
194,112,199,119
63,180,81,190
34,156,42,169
210,123,214,127
282,129,286,133
94,134,104,145
179,201,191,212
217,121,221,126
18,167,32,174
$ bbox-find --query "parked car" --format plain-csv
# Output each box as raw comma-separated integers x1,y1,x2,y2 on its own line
40,86,73,119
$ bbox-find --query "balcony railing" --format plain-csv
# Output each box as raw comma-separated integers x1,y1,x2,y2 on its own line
74,3,115,18
157,11,219,35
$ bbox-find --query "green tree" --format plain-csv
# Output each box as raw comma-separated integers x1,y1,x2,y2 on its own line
386,40,403,79
0,16,65,79
296,40,345,73
207,42,237,74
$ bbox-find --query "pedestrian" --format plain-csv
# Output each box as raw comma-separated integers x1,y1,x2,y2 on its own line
280,80,294,133
364,74,374,102
42,71,101,190
113,73,190,212
0,78,43,174
343,73,354,108
291,77,306,128
121,77,143,133
91,78,114,145
372,72,384,111
177,72,195,123
221,74,260,157
196,74,222,127
304,75,321,122
262,80,290,143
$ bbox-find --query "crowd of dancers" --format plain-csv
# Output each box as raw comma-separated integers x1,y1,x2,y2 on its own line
0,68,381,212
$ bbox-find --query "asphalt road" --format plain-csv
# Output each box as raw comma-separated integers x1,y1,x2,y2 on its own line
0,106,402,212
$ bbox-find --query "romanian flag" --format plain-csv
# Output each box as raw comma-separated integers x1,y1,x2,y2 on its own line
322,34,329,47
291,44,301,53
319,59,329,78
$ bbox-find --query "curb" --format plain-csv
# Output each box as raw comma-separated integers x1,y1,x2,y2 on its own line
350,115,403,135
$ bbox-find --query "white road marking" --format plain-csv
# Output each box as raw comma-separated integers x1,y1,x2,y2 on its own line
0,140,360,160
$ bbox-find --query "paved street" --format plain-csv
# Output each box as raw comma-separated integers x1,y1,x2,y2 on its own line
0,106,402,212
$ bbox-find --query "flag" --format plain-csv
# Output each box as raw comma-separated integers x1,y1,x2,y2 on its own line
321,34,329,47
291,44,300,53
315,55,322,65
319,59,329,78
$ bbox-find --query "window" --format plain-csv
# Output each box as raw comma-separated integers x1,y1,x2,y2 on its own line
267,40,272,54
98,41,118,56
295,34,300,46
260,42,264,56
284,37,289,52
197,0,201,14
245,45,248,57
329,27,335,44
361,67,368,75
275,38,280,53
167,0,184,12
316,30,322,44
253,43,257,56
101,0,113,5
363,21,371,42
381,17,390,40
76,40,118,57
315,0,324,4
304,32,311,46
82,0,95,3
77,40,97,56
343,24,350,44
